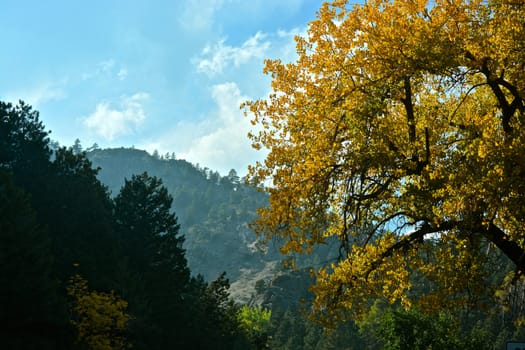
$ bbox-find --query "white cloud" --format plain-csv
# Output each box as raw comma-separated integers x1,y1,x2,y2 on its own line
138,26,310,174
25,86,66,106
98,59,115,73
195,32,271,77
187,83,248,159
139,83,264,176
117,68,128,80
83,93,149,141
193,25,308,79
179,0,230,31
82,59,128,81
3,80,68,107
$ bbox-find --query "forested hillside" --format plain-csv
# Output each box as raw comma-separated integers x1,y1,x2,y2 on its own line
86,146,525,350
86,147,276,285
3,98,525,350
0,101,268,349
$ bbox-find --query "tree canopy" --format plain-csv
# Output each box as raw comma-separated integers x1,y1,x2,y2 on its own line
243,0,525,322
0,101,262,349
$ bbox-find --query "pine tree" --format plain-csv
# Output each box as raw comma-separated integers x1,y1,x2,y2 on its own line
0,169,71,349
114,172,190,349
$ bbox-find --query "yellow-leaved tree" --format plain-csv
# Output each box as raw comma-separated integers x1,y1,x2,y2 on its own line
67,274,131,350
243,0,525,323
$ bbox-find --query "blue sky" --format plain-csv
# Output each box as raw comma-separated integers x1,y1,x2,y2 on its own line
0,0,325,175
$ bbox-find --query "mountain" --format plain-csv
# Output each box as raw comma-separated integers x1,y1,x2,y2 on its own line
87,147,279,299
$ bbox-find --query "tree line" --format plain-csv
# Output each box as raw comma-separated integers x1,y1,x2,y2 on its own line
0,100,268,349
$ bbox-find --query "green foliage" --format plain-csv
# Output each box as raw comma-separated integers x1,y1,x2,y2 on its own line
47,147,117,288
188,273,250,349
114,172,187,278
272,309,305,349
372,308,461,349
269,307,363,350
0,101,253,349
0,169,71,349
88,147,270,281
238,305,272,349
0,100,51,174
4,97,524,349
356,303,499,350
113,172,191,349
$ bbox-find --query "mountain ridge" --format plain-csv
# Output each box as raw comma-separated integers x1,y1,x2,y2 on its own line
87,147,277,301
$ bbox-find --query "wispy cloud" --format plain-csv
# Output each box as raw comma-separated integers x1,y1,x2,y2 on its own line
193,25,308,79
117,68,128,81
140,27,310,174
178,0,230,31
82,59,128,81
2,80,68,107
140,82,264,175
180,83,251,166
194,32,270,77
83,93,149,141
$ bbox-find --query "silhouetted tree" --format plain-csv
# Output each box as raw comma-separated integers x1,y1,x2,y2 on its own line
0,169,72,349
114,172,190,349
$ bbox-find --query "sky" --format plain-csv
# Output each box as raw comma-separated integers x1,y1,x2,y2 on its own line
0,0,325,176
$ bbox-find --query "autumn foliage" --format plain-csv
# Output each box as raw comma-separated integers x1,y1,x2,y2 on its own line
243,0,525,323
67,274,131,350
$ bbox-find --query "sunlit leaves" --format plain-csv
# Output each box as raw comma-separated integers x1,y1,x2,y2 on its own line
237,305,272,349
67,274,131,350
244,0,525,323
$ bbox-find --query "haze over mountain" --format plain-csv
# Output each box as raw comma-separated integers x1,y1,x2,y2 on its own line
87,146,282,301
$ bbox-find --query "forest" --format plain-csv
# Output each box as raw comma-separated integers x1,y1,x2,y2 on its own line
2,0,525,349
1,101,524,349
1,100,271,349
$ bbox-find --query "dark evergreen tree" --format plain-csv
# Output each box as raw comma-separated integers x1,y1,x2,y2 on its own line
271,308,305,350
0,169,72,349
0,101,52,209
0,101,51,173
190,272,248,349
0,101,255,349
44,148,116,288
114,173,186,274
70,138,82,154
114,172,190,349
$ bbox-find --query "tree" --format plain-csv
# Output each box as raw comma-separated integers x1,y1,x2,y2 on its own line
67,274,131,350
45,147,116,288
189,273,247,349
0,101,52,198
237,305,272,350
243,0,525,322
113,172,190,349
71,138,83,155
0,101,51,171
86,143,100,152
114,172,188,279
228,169,241,185
356,301,494,350
271,308,305,350
0,169,72,349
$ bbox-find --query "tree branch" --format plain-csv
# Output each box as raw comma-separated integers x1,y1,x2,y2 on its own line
401,76,416,143
365,221,457,279
484,223,525,276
